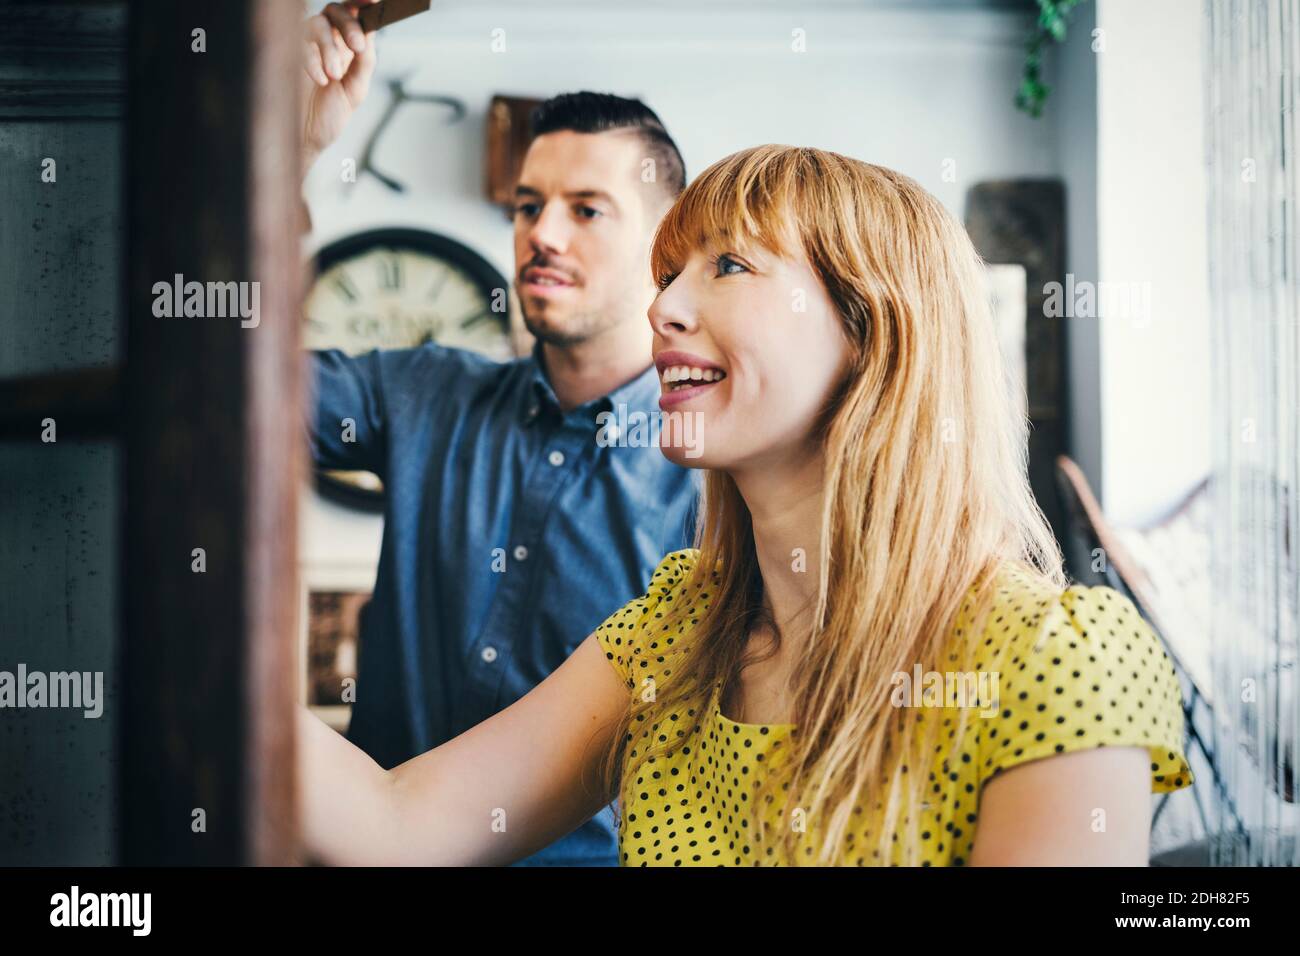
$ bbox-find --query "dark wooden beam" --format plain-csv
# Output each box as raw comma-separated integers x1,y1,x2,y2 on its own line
121,0,301,865
0,366,121,440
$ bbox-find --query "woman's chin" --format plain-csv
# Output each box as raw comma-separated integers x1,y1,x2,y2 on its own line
657,441,712,469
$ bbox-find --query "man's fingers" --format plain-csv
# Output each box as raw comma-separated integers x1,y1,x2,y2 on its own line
304,3,371,91
357,29,377,71
306,16,344,80
342,32,377,103
303,41,329,87
323,2,366,54
332,29,355,64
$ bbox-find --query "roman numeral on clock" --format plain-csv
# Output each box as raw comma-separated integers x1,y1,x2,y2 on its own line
377,254,402,290
331,273,359,303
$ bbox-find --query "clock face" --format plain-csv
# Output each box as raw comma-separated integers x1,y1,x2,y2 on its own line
304,230,514,361
304,228,517,506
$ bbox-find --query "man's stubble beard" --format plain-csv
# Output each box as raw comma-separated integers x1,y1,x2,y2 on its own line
521,306,608,347
518,286,639,348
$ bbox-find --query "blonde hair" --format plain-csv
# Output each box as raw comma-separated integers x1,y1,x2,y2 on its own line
604,145,1065,865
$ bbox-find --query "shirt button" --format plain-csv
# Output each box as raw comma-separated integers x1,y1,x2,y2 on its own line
513,545,528,561
548,450,565,467
527,404,539,420
481,646,498,663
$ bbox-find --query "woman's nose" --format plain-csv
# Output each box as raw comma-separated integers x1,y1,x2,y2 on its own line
648,279,698,337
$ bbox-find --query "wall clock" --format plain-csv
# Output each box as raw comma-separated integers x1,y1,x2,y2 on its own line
304,227,514,508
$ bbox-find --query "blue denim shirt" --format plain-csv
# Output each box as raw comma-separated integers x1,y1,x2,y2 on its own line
308,341,700,865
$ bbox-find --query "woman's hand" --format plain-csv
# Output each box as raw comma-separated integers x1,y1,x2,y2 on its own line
300,1,380,175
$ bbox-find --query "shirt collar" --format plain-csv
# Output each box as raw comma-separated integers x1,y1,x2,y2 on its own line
522,340,557,424
521,339,662,426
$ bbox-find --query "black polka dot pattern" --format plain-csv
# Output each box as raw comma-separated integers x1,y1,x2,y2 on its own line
595,550,1194,866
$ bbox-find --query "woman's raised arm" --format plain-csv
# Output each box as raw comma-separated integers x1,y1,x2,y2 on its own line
297,632,629,865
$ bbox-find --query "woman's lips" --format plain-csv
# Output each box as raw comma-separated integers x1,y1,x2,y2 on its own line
658,377,722,409
655,353,727,410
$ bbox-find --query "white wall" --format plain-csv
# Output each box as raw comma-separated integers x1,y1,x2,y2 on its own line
1095,0,1210,526
299,0,1055,569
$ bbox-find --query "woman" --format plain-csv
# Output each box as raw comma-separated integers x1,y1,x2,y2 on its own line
298,145,1192,866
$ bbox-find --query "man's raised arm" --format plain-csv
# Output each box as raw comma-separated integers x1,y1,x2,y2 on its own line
299,3,386,469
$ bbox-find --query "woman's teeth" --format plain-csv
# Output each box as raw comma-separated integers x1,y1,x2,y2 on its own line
661,365,726,391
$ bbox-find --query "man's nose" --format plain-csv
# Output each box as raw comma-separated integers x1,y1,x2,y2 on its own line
527,203,570,257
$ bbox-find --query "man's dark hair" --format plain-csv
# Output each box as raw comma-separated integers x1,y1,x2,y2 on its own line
530,91,686,200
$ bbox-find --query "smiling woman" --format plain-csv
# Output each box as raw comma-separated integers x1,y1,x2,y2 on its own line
617,144,1192,865
296,144,1192,868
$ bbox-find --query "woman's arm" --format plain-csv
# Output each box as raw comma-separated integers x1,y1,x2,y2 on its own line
297,632,630,865
968,746,1152,866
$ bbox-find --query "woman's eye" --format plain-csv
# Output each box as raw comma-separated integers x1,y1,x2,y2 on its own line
715,254,748,276
513,202,540,218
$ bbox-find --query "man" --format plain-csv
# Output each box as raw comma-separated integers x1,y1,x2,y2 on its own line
300,4,698,864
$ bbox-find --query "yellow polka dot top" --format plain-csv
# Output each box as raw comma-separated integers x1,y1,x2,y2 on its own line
594,549,1194,866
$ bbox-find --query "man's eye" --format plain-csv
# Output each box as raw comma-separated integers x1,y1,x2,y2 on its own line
715,254,748,276
576,205,603,220
513,202,540,218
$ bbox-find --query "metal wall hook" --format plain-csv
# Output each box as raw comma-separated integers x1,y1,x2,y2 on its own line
355,77,467,194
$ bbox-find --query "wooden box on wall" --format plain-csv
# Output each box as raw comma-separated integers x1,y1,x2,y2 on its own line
486,94,544,214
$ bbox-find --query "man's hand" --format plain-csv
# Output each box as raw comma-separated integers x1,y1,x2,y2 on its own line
301,1,380,175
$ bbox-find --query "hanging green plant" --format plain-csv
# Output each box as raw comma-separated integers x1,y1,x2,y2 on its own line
1017,0,1089,118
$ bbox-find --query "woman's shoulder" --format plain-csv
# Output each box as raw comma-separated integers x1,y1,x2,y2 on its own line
593,549,706,692
973,562,1165,662
647,548,703,595
968,562,1194,794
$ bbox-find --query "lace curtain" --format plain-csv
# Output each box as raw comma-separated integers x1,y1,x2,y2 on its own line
1205,0,1300,865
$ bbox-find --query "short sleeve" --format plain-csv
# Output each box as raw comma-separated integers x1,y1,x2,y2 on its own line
978,582,1194,795
594,549,699,692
